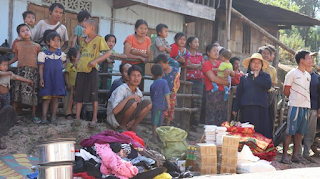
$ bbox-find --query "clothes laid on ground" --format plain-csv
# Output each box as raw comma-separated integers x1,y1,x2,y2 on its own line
95,143,138,179
122,131,146,148
80,130,144,149
75,149,101,163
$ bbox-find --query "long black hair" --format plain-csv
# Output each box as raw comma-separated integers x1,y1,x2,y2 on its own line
247,59,264,73
134,19,148,34
186,36,197,49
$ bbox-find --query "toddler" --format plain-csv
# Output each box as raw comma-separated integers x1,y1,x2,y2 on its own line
211,49,233,101
12,11,36,49
9,23,41,123
38,31,67,124
155,54,180,126
64,47,78,119
150,64,170,139
74,19,111,128
72,10,91,49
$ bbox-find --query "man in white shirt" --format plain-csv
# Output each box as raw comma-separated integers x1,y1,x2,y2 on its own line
282,50,311,164
107,65,152,131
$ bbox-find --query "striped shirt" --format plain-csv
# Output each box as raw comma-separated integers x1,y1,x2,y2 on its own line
284,68,311,108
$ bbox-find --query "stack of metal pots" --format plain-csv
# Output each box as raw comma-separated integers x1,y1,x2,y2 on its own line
37,139,76,179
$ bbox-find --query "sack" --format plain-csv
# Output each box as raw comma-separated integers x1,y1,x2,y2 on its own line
157,126,188,159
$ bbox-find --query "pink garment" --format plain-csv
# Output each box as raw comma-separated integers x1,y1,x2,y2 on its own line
95,143,138,179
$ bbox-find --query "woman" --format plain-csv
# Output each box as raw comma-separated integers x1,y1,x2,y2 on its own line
33,3,69,51
232,53,272,138
202,44,232,125
230,57,244,86
123,19,151,91
185,37,205,126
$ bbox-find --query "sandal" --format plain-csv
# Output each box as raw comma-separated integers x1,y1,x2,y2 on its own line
33,117,41,124
41,119,49,124
280,158,292,164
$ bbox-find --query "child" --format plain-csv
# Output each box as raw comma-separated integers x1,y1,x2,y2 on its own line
0,56,33,108
211,49,233,101
104,34,127,89
155,54,180,126
72,10,91,49
153,23,171,59
12,11,36,48
75,19,111,128
150,64,171,139
64,47,78,119
9,23,41,123
230,57,243,86
38,31,67,124
169,32,190,68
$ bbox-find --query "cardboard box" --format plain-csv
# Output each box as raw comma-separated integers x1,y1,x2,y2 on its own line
221,146,238,157
220,166,237,174
199,165,217,175
221,156,238,167
196,154,217,165
222,136,240,147
196,143,217,156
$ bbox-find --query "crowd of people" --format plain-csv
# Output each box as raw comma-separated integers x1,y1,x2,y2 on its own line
0,2,319,165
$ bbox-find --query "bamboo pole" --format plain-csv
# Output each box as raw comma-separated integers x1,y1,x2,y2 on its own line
226,0,232,49
231,8,296,55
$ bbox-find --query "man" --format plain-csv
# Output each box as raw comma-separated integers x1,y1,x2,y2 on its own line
106,65,152,131
300,52,320,163
282,50,311,164
106,63,132,101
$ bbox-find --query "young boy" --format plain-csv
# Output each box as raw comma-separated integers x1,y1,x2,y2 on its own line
72,10,91,49
153,23,171,59
211,49,233,100
12,11,36,48
0,56,33,108
74,19,111,127
9,23,41,123
150,64,171,139
282,50,311,164
64,47,78,119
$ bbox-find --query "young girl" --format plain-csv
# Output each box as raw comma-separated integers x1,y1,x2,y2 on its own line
38,31,67,124
64,47,78,119
169,32,190,68
9,23,41,123
155,54,180,126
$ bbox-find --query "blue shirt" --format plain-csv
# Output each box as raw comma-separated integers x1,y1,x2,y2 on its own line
309,71,320,110
233,71,272,111
150,79,170,111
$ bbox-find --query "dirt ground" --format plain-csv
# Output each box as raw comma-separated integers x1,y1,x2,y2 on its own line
1,114,320,176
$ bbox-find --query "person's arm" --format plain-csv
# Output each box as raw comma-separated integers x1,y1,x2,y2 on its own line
204,70,230,86
71,35,77,48
89,50,112,67
0,71,13,76
212,67,221,72
113,94,141,115
8,54,17,65
283,86,291,98
39,64,45,87
165,46,171,53
61,41,69,52
283,70,294,98
165,94,171,111
124,42,145,62
112,53,127,59
13,74,33,84
253,73,272,90
232,77,244,115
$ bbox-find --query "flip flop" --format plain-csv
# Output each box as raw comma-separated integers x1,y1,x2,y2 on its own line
280,158,292,164
33,117,41,124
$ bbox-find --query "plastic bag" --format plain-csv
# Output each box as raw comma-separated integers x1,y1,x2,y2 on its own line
157,126,188,159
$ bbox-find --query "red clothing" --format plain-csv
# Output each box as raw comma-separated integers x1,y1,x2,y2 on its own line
122,131,145,147
185,52,205,81
123,34,151,65
202,60,224,91
73,172,95,179
170,43,179,58
231,71,244,86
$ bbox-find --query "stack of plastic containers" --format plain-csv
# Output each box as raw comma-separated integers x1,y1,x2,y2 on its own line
204,125,217,144
215,127,228,146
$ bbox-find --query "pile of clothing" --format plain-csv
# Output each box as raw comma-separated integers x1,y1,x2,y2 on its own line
74,130,192,179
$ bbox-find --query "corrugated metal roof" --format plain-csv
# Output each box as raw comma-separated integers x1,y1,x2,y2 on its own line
231,0,320,26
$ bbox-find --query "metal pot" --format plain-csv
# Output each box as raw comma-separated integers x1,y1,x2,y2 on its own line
38,164,73,179
38,139,75,164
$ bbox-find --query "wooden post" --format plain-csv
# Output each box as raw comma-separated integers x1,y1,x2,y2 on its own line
225,0,232,49
8,0,13,44
231,8,295,55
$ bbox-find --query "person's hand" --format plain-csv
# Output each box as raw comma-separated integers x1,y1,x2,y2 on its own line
106,58,114,64
66,84,71,91
26,79,33,84
140,57,147,63
131,49,141,56
88,61,96,68
224,69,232,77
130,95,141,103
253,70,260,77
232,111,237,116
40,79,44,87
178,56,185,64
